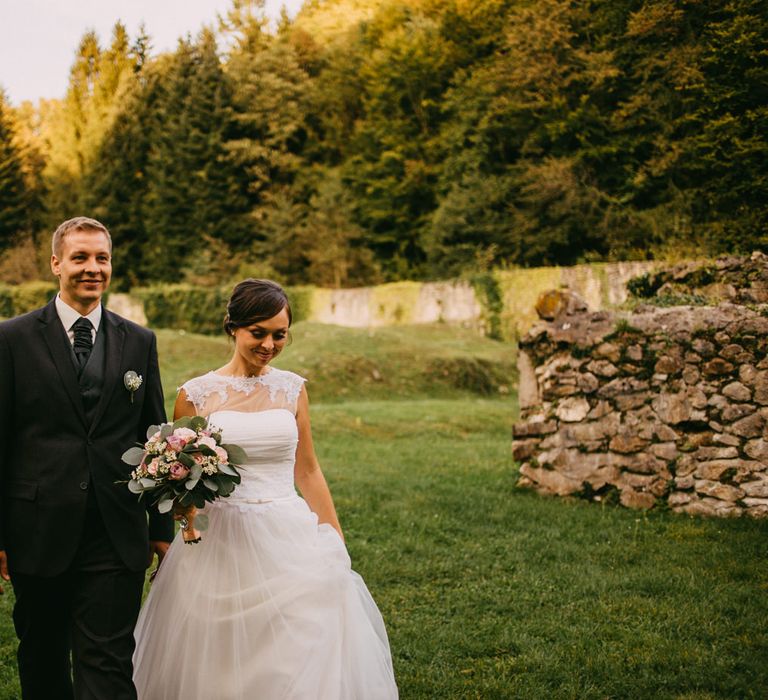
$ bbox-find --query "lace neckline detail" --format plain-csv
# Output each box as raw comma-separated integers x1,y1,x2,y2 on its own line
182,367,306,413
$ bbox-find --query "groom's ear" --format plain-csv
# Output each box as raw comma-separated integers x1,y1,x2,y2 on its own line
51,254,61,278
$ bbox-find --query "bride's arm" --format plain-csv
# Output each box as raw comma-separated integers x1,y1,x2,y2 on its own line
174,389,197,419
294,385,344,541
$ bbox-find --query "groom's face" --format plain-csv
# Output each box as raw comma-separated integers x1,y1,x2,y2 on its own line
51,229,112,314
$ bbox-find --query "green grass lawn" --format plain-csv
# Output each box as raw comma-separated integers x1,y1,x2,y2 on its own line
1,325,767,699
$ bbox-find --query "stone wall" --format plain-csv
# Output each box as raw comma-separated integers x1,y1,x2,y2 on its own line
512,262,768,518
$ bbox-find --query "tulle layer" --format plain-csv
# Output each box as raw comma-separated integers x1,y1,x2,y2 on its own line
133,497,398,700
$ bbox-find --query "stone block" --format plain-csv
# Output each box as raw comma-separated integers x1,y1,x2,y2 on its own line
739,364,758,386
744,438,768,462
753,371,768,405
594,342,621,363
609,435,650,454
620,489,656,510
694,479,745,502
702,358,735,377
625,344,643,361
727,412,765,438
577,372,600,393
681,497,742,518
721,403,756,423
668,491,692,506
555,397,591,423
674,475,695,490
695,446,739,460
518,463,580,496
513,420,558,438
682,365,700,385
742,478,768,498
723,381,752,402
587,359,619,378
651,442,678,461
615,393,651,411
512,439,540,461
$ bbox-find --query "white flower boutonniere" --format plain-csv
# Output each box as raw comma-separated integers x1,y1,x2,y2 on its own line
124,370,143,404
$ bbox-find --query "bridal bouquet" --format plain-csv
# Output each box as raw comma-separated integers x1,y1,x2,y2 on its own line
122,416,246,544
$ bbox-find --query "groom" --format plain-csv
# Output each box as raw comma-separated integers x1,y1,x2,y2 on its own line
0,217,174,699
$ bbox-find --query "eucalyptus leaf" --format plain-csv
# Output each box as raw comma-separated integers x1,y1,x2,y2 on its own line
173,416,193,430
202,479,219,492
160,423,174,439
190,463,203,481
127,479,144,494
178,452,195,468
198,445,217,456
122,447,146,466
139,478,157,489
190,415,208,431
218,463,238,477
185,478,200,491
221,444,247,465
146,425,161,440
158,499,174,514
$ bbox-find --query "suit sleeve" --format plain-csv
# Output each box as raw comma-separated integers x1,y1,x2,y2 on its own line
0,328,11,551
140,331,175,542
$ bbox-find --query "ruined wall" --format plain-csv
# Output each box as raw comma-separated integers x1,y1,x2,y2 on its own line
513,287,768,518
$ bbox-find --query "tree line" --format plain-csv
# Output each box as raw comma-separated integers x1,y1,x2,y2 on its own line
1,0,766,289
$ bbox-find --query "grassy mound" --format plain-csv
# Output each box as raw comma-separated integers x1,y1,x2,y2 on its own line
157,322,515,409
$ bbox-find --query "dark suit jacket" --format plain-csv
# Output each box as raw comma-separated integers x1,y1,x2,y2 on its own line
0,299,174,576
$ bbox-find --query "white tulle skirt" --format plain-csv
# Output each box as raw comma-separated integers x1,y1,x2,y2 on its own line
133,496,398,699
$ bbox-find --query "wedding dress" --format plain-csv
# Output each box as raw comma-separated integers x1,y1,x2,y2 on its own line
133,369,398,699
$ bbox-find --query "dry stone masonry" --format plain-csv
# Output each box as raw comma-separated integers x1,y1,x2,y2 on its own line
513,253,768,518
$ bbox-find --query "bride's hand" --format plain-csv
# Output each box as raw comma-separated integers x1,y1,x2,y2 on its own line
173,504,197,521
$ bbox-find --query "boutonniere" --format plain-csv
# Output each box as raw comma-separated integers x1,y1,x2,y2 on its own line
124,370,143,403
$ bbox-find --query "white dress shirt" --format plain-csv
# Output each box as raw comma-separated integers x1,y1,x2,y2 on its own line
55,294,101,346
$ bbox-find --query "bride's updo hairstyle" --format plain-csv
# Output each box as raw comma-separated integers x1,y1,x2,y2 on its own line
223,279,292,336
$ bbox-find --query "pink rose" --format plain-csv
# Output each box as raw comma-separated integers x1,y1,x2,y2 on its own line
214,446,229,463
168,462,190,480
198,436,217,451
192,453,205,465
146,458,160,476
174,427,197,442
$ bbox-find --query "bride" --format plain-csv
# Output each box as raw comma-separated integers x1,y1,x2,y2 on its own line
133,279,398,699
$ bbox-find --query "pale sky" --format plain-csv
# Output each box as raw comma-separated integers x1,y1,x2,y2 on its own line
0,0,304,105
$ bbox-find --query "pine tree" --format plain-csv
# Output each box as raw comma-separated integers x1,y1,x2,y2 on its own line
0,91,32,250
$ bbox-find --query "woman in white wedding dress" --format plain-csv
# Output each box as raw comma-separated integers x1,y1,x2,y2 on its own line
133,279,398,699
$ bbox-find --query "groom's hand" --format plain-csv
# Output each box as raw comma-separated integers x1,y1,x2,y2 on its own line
0,550,9,594
148,540,170,569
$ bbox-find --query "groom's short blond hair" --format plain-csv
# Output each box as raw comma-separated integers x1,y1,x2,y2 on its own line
52,217,113,258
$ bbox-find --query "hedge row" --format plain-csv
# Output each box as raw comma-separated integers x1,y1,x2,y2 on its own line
0,281,58,318
133,284,314,335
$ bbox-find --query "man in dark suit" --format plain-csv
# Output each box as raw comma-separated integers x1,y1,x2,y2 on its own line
0,217,174,699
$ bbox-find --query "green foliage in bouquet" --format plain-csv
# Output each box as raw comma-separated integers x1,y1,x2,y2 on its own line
122,415,247,511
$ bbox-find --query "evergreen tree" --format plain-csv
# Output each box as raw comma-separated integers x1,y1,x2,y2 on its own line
0,91,31,250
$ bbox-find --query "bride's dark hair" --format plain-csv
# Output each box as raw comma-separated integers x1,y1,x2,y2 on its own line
224,279,292,335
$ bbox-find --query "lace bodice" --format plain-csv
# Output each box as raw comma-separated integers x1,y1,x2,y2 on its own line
180,369,307,503
181,368,306,416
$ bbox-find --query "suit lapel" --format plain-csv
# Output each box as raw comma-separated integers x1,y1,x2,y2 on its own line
39,300,88,430
88,308,125,436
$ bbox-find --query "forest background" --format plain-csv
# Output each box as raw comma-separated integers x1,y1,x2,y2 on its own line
0,0,766,291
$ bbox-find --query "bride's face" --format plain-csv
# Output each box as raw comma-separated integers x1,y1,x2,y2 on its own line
232,307,291,374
